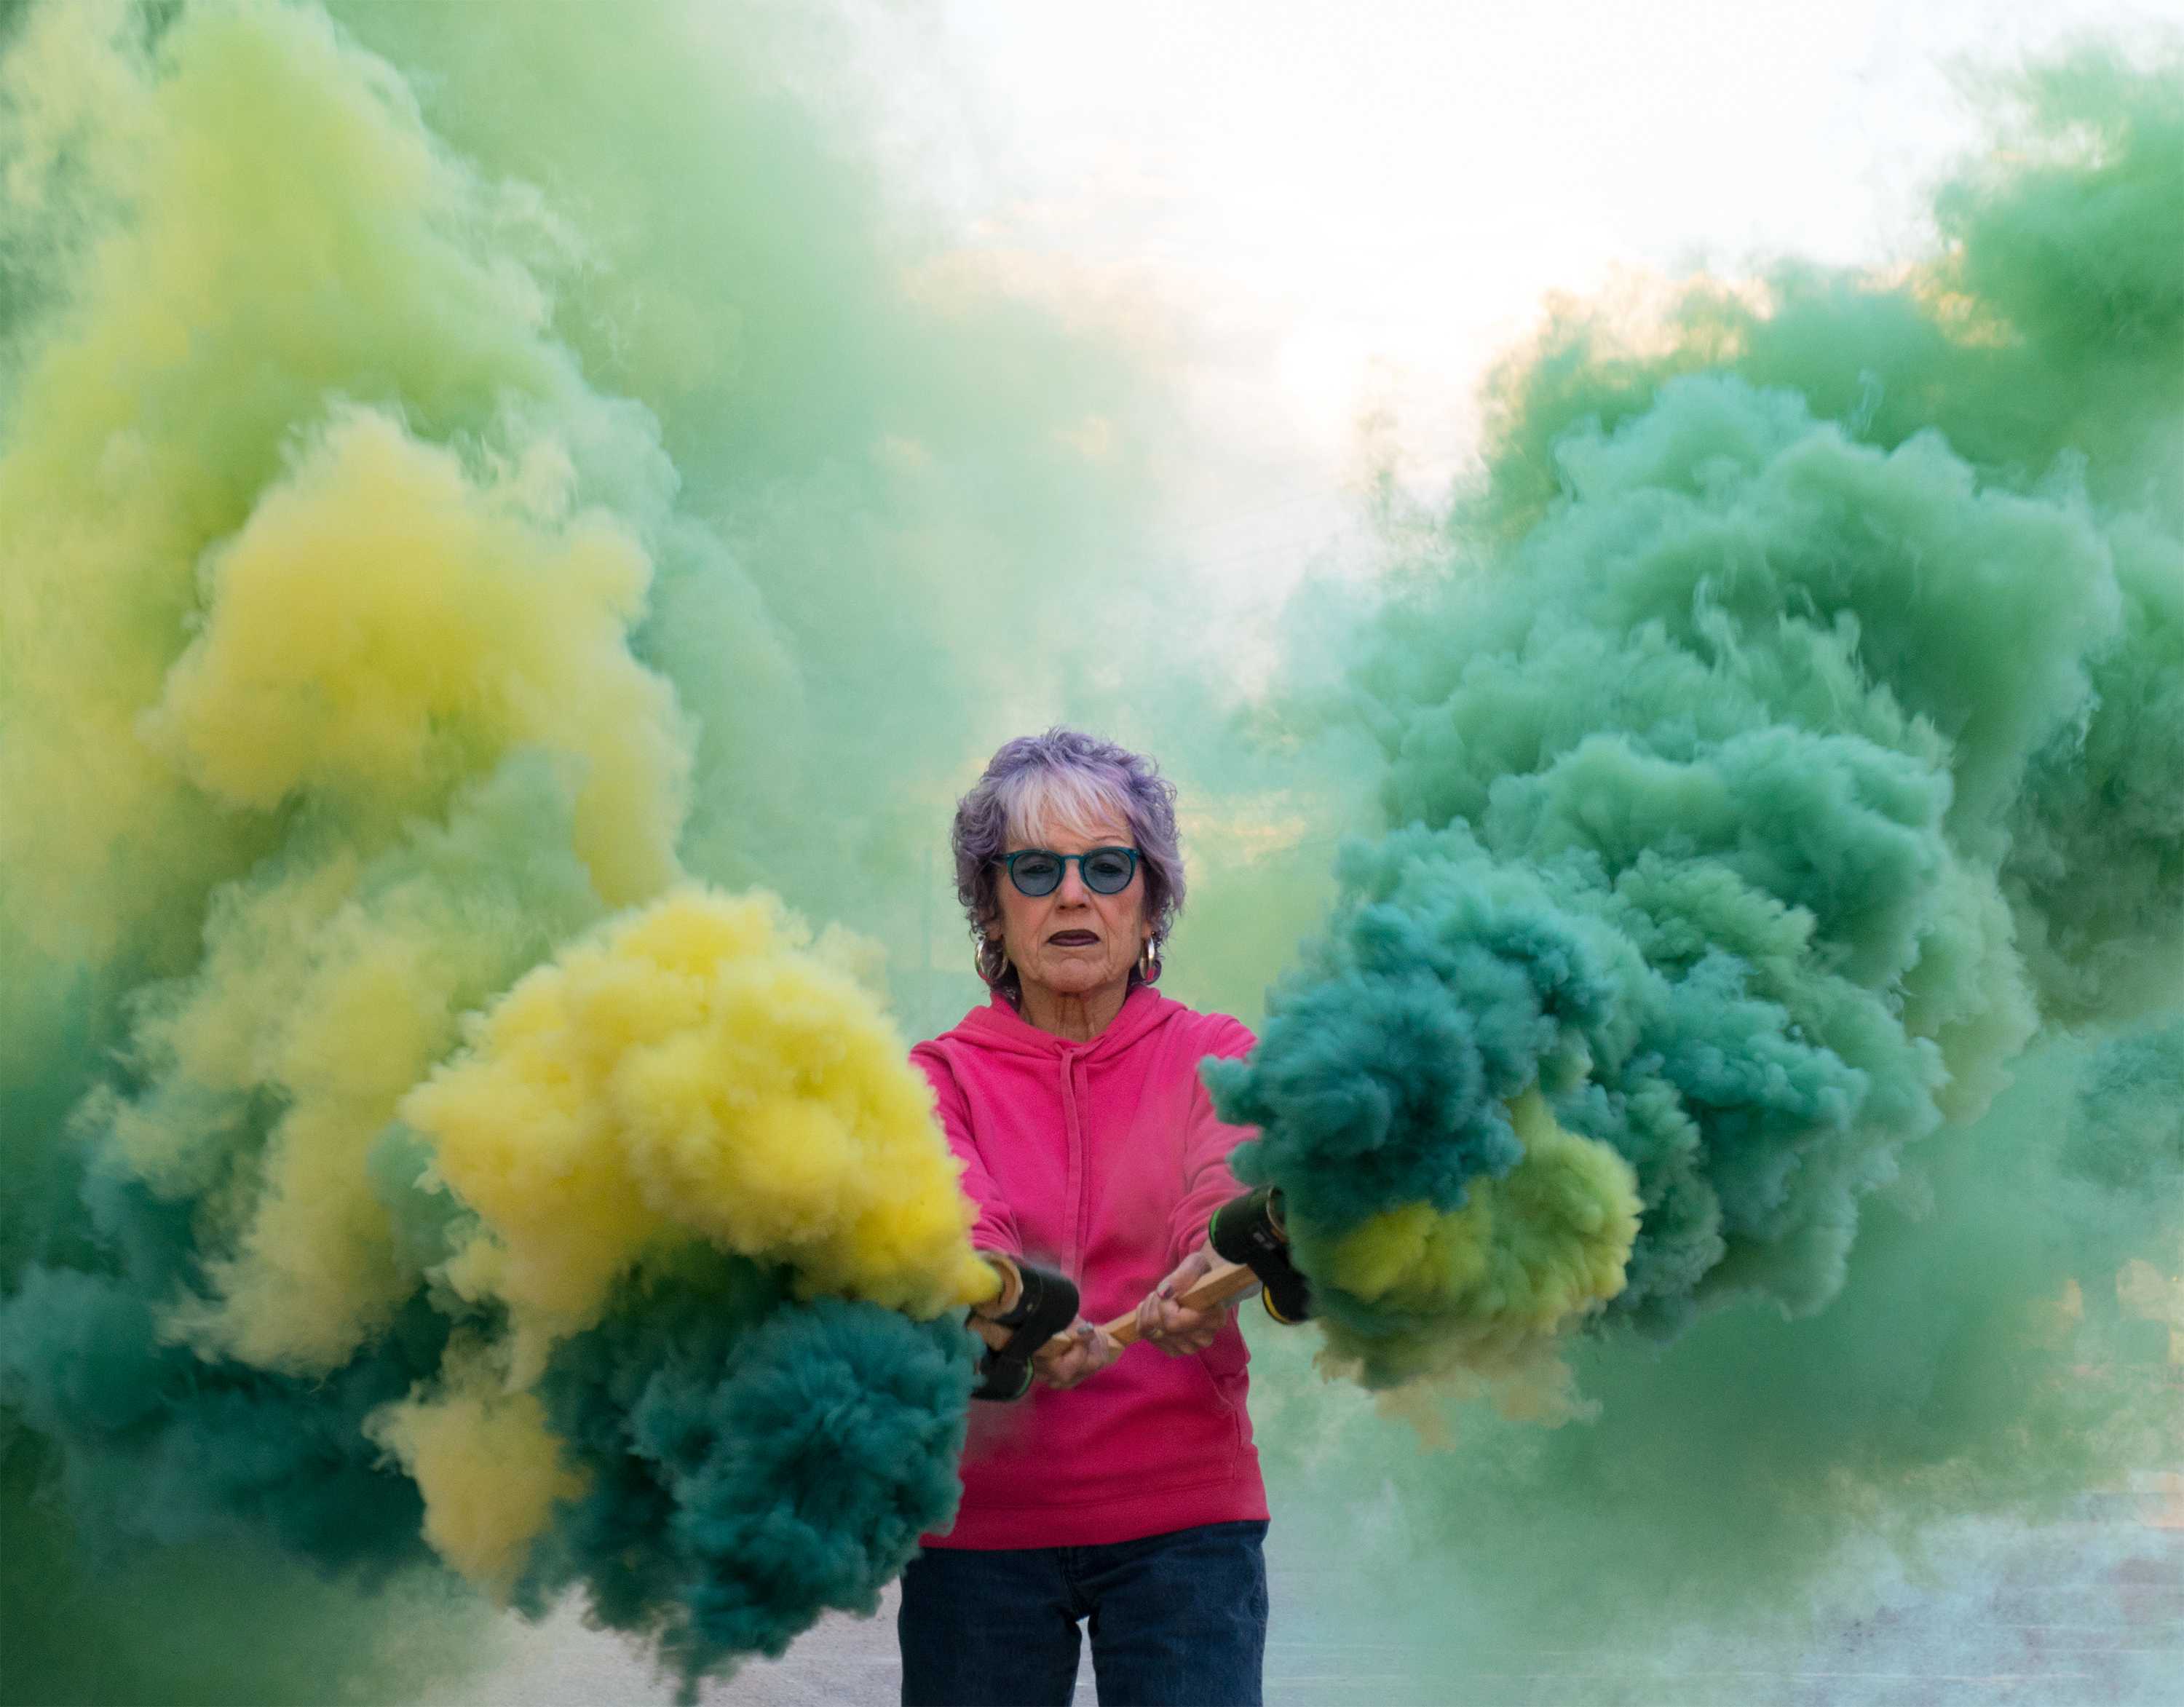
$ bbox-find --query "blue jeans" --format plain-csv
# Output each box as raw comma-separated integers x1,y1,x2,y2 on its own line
897,1520,1269,1706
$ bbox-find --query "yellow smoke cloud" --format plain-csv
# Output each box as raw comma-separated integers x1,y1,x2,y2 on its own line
132,847,502,1371
2,0,983,1412
114,401,692,1374
403,887,996,1387
365,1336,589,1596
0,0,597,983
1,0,692,1377
1313,1088,1642,1383
141,410,687,908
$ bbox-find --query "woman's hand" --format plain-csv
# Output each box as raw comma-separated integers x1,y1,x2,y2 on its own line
969,1253,1023,1322
1032,1318,1121,1390
1134,1243,1229,1357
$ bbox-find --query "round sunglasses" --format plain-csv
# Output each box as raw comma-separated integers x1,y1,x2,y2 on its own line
1000,847,1140,898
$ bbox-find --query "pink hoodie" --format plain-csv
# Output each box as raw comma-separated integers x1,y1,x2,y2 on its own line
911,984,1268,1548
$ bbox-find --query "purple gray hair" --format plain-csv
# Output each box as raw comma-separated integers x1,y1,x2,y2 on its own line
951,727,1185,997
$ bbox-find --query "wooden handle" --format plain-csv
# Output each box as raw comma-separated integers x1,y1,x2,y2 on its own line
1080,1256,1260,1351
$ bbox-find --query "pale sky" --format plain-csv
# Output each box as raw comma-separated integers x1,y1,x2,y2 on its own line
928,0,2184,570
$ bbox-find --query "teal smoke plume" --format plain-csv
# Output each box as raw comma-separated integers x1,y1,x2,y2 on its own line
1215,48,2183,1398
1219,47,2184,1670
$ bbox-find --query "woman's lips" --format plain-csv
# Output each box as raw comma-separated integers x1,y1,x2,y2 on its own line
1047,930,1100,947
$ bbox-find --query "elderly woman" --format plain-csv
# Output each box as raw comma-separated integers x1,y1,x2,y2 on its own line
899,728,1268,1707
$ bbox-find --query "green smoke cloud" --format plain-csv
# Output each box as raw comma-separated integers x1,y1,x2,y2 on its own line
1225,41,2183,1681
520,1258,974,1684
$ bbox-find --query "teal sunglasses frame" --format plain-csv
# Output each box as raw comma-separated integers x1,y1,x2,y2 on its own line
1000,847,1141,898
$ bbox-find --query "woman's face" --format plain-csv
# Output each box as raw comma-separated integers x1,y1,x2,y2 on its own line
992,812,1150,1005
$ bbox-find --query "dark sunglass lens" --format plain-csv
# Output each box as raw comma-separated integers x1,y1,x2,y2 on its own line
1084,851,1135,893
1010,853,1063,895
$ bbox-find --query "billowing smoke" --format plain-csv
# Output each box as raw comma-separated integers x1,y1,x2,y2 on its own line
0,1,1173,1699
1216,45,2181,1398
4,0,2180,1700
1225,44,2183,1677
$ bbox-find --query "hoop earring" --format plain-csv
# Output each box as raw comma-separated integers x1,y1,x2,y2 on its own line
976,935,1010,986
1138,938,1162,985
